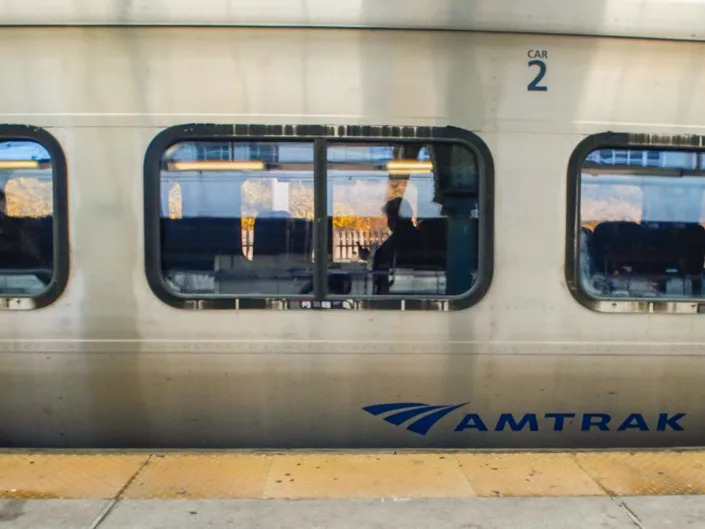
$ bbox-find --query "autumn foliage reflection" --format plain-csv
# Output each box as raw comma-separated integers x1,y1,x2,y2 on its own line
5,177,53,217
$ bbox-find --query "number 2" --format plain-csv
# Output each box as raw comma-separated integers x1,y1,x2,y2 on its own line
528,60,548,91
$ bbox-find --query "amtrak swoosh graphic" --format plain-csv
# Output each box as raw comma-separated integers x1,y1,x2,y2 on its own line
362,402,468,435
364,403,687,435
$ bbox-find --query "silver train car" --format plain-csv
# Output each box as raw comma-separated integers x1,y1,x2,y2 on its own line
1,0,705,448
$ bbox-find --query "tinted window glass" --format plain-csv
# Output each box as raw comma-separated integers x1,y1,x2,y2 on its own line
160,141,315,296
0,140,54,295
145,124,493,310
580,148,705,299
327,141,479,296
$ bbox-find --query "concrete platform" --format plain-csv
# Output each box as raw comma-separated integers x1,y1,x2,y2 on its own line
0,500,110,529
1,497,704,529
0,451,704,528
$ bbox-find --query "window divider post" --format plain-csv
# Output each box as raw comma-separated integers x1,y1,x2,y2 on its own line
313,137,328,300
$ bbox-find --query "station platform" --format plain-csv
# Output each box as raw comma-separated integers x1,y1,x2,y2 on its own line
0,450,703,528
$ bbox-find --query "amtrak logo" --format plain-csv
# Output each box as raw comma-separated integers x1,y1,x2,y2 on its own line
362,402,468,435
363,402,686,436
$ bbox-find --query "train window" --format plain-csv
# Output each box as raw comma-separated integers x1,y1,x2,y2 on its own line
568,135,705,312
159,140,315,297
0,127,68,308
144,125,493,310
327,142,478,298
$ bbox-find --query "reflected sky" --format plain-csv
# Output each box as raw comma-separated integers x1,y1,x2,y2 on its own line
0,141,50,161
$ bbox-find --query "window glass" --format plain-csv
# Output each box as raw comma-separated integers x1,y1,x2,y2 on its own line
327,141,479,296
147,125,492,309
0,140,54,295
160,141,315,296
580,148,705,299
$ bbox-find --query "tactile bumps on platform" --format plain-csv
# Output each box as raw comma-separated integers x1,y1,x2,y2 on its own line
456,453,605,497
1,451,705,499
263,453,476,499
0,454,148,499
121,454,271,499
575,451,705,496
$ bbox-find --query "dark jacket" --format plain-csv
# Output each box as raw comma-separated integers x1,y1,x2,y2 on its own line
372,220,422,294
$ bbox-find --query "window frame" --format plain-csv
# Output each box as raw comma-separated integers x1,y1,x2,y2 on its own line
566,132,705,314
144,124,494,311
0,125,69,310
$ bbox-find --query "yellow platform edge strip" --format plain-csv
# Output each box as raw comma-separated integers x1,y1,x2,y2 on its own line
0,450,703,500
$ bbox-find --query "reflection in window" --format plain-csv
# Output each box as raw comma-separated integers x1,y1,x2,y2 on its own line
580,148,705,299
155,134,484,304
167,182,182,219
0,140,54,295
241,176,313,260
159,141,315,296
327,142,478,297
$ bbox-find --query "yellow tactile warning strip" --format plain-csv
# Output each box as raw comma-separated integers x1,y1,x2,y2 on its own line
575,451,705,496
264,453,476,499
0,451,704,500
456,453,605,497
0,454,148,499
122,454,271,499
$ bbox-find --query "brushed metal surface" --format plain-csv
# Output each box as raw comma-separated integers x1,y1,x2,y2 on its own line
0,27,703,447
1,0,705,42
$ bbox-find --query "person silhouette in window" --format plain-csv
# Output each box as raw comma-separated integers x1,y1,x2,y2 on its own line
358,197,422,294
0,190,12,261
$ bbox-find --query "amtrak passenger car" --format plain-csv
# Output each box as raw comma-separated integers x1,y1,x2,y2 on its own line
1,0,705,448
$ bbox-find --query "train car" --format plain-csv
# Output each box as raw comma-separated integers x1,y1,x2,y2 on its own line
1,0,705,448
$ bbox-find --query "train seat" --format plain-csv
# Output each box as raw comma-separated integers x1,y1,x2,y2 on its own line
252,211,312,262
161,217,242,271
252,210,291,258
416,217,447,269
0,216,53,268
590,221,705,293
591,221,641,273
